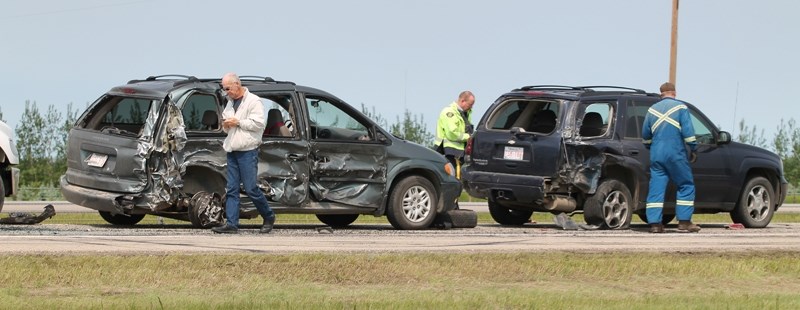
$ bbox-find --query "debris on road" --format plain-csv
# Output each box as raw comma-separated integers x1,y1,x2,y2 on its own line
0,204,56,225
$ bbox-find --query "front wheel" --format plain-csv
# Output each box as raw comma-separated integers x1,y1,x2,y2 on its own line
730,176,774,228
386,176,438,230
99,211,145,226
583,179,632,230
188,191,224,229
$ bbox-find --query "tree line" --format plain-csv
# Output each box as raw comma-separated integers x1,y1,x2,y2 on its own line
3,101,799,198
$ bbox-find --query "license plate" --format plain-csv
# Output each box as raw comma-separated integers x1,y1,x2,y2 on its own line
503,146,524,160
86,153,109,168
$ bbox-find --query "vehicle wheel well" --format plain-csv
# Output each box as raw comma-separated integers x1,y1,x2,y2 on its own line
744,168,779,199
384,168,440,215
182,166,226,195
602,166,638,208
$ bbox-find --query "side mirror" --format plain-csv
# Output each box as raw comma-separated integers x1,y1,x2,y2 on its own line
718,131,731,144
377,132,389,143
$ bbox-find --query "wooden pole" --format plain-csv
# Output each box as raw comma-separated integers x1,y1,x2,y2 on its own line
669,0,679,85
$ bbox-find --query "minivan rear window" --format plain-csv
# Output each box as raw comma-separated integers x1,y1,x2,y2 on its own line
80,96,155,137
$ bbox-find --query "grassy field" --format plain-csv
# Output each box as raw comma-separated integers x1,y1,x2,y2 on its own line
1,252,799,309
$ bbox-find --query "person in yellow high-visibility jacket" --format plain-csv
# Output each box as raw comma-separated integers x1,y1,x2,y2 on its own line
435,91,475,178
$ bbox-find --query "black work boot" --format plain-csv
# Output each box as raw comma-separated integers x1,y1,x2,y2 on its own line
678,221,701,233
260,215,276,234
211,224,239,234
649,224,665,233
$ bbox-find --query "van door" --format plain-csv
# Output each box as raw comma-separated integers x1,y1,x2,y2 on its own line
303,95,387,207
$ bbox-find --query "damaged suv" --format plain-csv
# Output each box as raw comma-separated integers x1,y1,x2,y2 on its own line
462,85,788,229
60,75,463,230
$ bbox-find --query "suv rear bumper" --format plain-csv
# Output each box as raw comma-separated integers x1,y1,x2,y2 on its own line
461,168,545,204
60,175,128,213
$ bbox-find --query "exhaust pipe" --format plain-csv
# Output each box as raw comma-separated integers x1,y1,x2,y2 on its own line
543,195,576,212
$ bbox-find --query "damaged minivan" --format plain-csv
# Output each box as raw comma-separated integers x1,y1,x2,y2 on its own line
60,75,465,230
461,85,788,229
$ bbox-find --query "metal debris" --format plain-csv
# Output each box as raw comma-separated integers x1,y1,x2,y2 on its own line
0,204,56,225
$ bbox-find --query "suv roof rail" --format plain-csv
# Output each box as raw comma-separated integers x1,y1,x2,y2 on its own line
577,86,646,94
127,74,198,84
515,85,583,91
239,75,296,85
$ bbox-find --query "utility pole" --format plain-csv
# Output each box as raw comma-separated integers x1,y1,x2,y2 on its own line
669,0,679,85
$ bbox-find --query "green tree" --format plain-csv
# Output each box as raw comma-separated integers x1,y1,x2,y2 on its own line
15,101,66,188
390,110,435,148
361,104,434,147
774,118,800,188
735,119,768,148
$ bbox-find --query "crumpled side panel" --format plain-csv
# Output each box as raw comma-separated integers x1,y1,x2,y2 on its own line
562,144,606,194
309,149,386,207
141,102,187,210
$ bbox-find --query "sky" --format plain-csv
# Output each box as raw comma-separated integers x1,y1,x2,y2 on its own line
1,0,798,141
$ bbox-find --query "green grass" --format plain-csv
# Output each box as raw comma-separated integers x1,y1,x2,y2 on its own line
1,252,799,309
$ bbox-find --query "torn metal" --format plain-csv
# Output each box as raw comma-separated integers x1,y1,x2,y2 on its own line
0,204,55,225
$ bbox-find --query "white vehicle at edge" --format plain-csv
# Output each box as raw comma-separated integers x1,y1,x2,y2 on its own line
0,120,20,212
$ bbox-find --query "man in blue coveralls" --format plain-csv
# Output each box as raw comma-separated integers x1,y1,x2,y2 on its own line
642,82,701,233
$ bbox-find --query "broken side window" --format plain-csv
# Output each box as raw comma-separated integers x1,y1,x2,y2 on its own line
261,95,296,138
579,102,613,137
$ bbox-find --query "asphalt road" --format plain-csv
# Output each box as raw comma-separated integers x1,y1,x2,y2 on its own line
3,201,800,214
3,201,799,255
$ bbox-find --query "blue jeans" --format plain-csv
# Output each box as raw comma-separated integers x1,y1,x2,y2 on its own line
224,149,274,228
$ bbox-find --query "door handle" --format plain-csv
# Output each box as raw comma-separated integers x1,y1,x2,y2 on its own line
287,153,306,161
628,150,640,155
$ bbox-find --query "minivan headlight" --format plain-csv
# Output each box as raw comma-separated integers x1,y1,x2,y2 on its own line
444,162,455,177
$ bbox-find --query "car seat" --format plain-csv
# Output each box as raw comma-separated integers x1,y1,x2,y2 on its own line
264,109,291,137
580,112,606,136
528,110,557,133
201,110,219,130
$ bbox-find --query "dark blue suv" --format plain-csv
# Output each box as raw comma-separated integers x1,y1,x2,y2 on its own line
461,85,788,229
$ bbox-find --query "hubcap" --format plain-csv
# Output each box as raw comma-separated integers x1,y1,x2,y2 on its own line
402,185,431,223
746,185,771,221
602,190,629,228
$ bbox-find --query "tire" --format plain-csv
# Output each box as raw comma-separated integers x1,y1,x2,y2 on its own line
188,191,225,229
488,200,533,226
584,179,633,230
99,211,145,226
637,213,675,225
316,214,359,228
730,176,774,228
437,209,478,228
386,176,438,230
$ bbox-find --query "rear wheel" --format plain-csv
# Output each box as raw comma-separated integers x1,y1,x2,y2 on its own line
730,176,774,228
488,201,533,226
188,191,224,229
584,179,632,230
99,211,145,226
386,176,438,230
316,214,359,228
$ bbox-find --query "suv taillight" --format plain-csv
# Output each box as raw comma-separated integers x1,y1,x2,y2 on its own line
465,137,474,156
